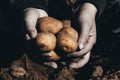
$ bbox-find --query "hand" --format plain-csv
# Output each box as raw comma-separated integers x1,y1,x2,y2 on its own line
69,51,90,69
23,8,57,69
68,3,97,69
23,8,48,40
41,52,58,69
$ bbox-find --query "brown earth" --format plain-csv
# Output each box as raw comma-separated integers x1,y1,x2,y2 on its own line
0,53,120,80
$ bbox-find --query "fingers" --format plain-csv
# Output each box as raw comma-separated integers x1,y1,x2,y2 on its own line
78,13,94,50
76,23,91,56
41,52,52,57
78,35,96,56
24,8,48,40
25,29,37,40
71,22,96,57
69,51,90,69
41,52,57,69
78,2,97,49
44,62,58,69
78,22,96,56
24,9,39,40
78,23,90,45
35,9,48,18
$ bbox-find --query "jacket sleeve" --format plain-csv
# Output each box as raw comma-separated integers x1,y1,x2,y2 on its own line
13,0,48,12
79,0,107,17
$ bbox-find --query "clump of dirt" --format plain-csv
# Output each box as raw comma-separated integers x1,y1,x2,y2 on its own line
0,53,120,80
89,55,120,80
55,66,78,80
0,54,50,80
0,53,78,80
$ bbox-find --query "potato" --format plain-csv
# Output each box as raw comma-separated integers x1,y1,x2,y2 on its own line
38,17,63,34
57,33,78,53
57,26,78,53
36,32,56,51
62,20,71,27
46,51,60,61
58,27,78,41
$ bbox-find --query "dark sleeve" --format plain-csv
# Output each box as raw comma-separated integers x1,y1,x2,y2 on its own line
13,0,48,12
79,0,107,17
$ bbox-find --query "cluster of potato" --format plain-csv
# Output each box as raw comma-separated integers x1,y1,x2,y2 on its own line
35,17,78,61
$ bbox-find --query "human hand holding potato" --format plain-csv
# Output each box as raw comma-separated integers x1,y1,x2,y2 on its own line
23,8,48,40
23,8,59,69
23,4,97,69
67,3,97,69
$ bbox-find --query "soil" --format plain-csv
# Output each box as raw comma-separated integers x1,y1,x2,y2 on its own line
0,52,120,80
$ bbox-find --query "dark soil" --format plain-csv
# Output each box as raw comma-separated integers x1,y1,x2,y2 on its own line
0,52,120,80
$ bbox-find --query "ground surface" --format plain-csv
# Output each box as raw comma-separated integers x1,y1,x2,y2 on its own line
0,52,120,80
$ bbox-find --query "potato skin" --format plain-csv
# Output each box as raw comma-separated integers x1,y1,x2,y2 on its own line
58,27,78,41
57,26,78,53
46,51,60,61
36,32,56,51
62,20,71,27
57,33,78,53
38,17,63,34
